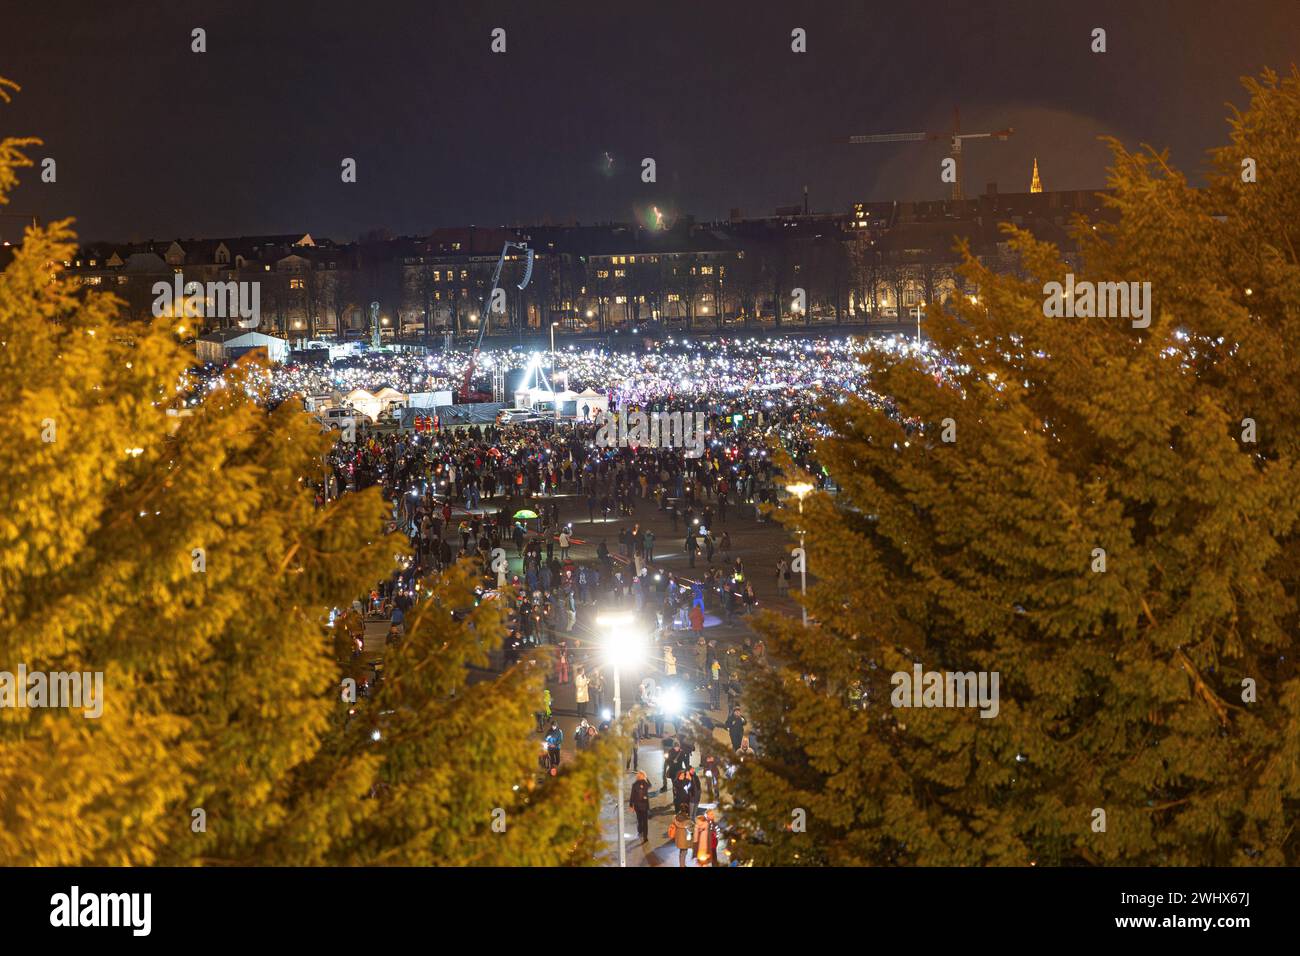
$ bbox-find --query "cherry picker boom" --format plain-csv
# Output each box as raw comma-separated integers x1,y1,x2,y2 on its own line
458,240,534,402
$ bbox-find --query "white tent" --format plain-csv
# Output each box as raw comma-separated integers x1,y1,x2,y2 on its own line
195,329,289,364
573,388,608,422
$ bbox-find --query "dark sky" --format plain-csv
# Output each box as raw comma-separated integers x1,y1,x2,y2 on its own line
1,0,1297,244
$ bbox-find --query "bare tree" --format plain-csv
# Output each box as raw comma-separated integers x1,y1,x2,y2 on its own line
326,267,357,337
666,253,699,331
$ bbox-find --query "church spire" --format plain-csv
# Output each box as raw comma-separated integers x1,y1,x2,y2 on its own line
1030,158,1043,193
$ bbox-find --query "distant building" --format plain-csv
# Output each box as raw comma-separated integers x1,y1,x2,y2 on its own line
66,186,1116,337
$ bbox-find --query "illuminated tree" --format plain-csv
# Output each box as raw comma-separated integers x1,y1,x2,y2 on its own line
0,81,610,866
729,69,1300,866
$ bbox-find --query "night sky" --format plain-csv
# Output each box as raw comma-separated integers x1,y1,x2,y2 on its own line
1,0,1297,244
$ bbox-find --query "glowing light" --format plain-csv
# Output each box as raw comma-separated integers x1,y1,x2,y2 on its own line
659,685,684,717
596,611,644,669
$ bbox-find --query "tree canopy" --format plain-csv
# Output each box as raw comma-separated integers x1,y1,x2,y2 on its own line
729,68,1300,866
0,79,608,866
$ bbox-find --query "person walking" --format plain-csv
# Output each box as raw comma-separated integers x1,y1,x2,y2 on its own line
574,667,590,717
558,529,570,560
625,723,639,771
669,806,692,867
662,738,682,794
701,752,721,802
556,643,570,684
694,813,711,866
544,721,563,774
663,645,677,680
706,809,721,867
630,771,651,844
725,707,747,752
683,766,701,817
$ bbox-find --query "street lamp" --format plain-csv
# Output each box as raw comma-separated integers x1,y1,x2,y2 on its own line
785,482,814,626
597,611,644,868
912,300,925,346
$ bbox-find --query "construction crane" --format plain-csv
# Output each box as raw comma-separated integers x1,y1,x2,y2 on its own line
847,107,1013,200
458,240,534,402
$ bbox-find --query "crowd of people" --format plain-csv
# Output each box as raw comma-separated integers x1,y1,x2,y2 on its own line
190,332,954,411
256,333,954,864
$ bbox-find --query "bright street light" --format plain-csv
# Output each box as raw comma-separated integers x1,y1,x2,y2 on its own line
596,611,644,868
785,482,814,503
659,684,684,718
785,483,814,626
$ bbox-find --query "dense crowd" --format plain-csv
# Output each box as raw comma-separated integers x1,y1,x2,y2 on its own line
294,334,946,865
224,332,950,408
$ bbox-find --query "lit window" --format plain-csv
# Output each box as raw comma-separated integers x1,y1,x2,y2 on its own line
290,278,304,289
